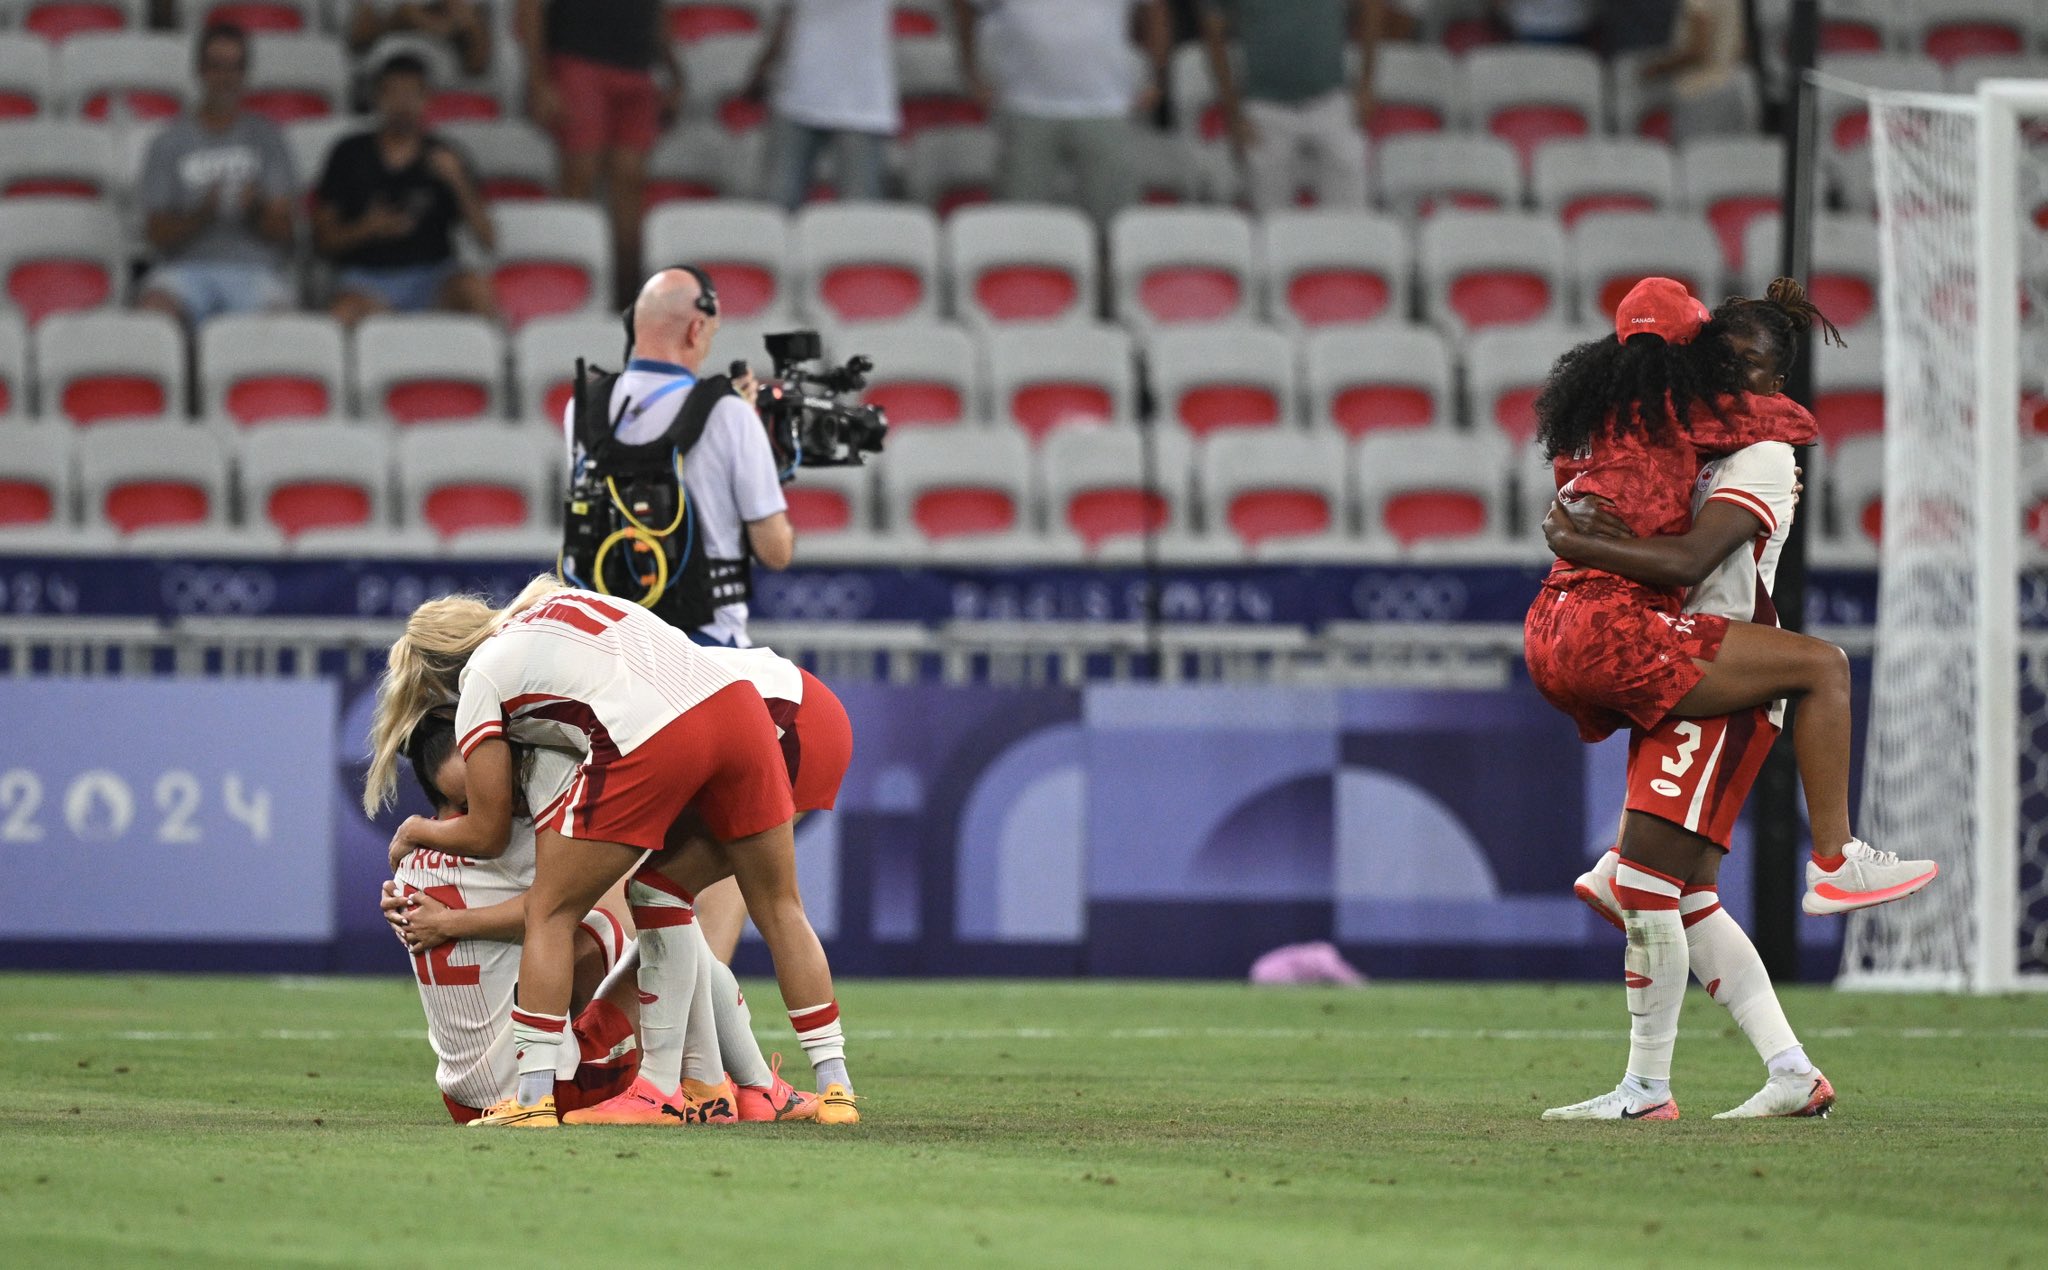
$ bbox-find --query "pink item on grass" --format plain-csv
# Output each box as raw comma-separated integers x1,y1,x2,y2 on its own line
1249,941,1368,986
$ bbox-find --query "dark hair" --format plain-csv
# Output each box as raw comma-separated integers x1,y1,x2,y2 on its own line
196,23,248,69
376,52,431,86
405,710,458,812
1706,277,1847,376
1533,328,1749,462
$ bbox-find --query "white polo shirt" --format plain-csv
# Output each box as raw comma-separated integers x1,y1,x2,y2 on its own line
562,358,789,647
974,0,1146,119
772,0,903,135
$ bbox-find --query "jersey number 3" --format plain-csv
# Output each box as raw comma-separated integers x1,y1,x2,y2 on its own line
1661,721,1705,778
403,884,481,987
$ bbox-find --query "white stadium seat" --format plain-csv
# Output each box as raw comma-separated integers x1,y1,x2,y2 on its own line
644,200,794,322
490,199,612,330
354,314,505,424
199,313,346,428
1147,325,1298,439
239,421,390,543
397,422,551,541
1110,206,1257,329
835,321,982,432
1303,324,1454,440
1258,210,1409,330
795,203,942,326
1200,430,1352,558
984,323,1136,444
0,195,125,324
76,421,229,538
945,203,1096,328
36,309,184,426
1418,209,1567,336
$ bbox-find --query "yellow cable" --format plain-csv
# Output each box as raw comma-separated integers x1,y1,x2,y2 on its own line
606,474,685,537
590,526,669,607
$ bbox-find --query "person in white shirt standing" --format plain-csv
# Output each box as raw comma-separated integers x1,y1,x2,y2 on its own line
565,267,794,649
744,0,901,210
950,0,1172,225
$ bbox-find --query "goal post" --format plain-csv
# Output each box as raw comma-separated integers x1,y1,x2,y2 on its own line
1839,78,2048,994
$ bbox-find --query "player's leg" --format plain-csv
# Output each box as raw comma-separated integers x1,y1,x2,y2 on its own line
1672,622,1936,912
694,876,746,962
480,830,641,1127
562,864,701,1125
677,925,739,1123
1684,867,1835,1119
711,954,821,1121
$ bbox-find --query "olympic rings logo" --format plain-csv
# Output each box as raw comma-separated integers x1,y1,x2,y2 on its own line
1349,573,1469,622
755,573,877,621
162,566,277,616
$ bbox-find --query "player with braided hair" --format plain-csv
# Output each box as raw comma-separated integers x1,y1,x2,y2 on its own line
1524,278,1937,1122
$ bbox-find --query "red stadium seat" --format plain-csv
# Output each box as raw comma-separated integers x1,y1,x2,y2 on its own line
1383,490,1489,546
1307,327,1450,440
1816,388,1885,446
975,266,1078,323
893,4,940,37
62,375,163,424
1137,268,1241,325
1152,327,1292,439
426,90,502,125
1228,490,1331,548
1067,488,1166,549
1442,17,1501,55
1820,18,1885,53
227,377,329,426
1926,22,2024,66
670,2,762,42
106,480,209,532
242,87,330,123
1707,195,1781,273
912,487,1016,540
1810,272,1877,329
268,481,370,536
987,324,1132,443
947,205,1092,326
866,382,961,428
1179,385,1279,436
424,484,528,538
387,380,490,424
491,201,608,329
23,1,126,42
39,310,183,427
80,87,179,120
0,479,53,526
205,0,305,29
1367,102,1444,142
1013,384,1113,439
784,485,852,533
820,264,923,322
1111,208,1255,329
493,260,592,328
1288,271,1391,327
1449,273,1552,329
797,204,939,325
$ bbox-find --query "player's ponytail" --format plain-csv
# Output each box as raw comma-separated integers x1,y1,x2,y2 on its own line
1709,277,1847,375
361,594,499,816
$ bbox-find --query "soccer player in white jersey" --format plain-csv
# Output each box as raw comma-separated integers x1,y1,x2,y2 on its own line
1536,282,1897,1121
363,577,857,1128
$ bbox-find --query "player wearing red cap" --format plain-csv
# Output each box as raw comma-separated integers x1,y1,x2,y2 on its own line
1524,278,1937,1122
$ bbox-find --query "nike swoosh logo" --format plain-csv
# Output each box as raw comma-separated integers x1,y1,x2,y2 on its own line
1621,1101,1672,1119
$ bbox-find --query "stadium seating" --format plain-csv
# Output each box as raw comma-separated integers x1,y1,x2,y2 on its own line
76,421,228,537
195,0,319,32
0,195,124,323
0,120,120,198
1509,436,1560,538
1370,41,1460,142
512,313,617,426
780,462,875,541
1146,325,1297,438
1947,52,2048,91
1418,210,1567,335
0,424,69,544
397,423,551,540
0,308,25,419
880,428,1034,543
838,321,981,430
1741,213,1883,329
1465,324,1587,444
795,203,942,325
904,125,998,217
1678,136,1784,274
198,312,346,427
1811,333,1886,448
1109,207,1256,329
683,33,770,134
239,421,388,541
13,0,145,43
244,34,346,124
1258,210,1408,330
1304,324,1454,439
441,120,558,202
1375,134,1521,219
1128,126,1202,205
53,32,187,122
667,0,769,43
984,323,1135,444
491,199,612,328
284,116,350,191
1041,423,1193,552
1355,430,1513,552
1823,433,1883,561
945,203,1096,327
1818,53,1945,153
36,309,183,426
1569,211,1722,324
1913,1,2035,68
895,29,982,138
646,123,763,204
644,200,793,321
0,33,52,118
1461,46,1604,171
1531,138,1676,229
1199,430,1351,556
354,314,504,424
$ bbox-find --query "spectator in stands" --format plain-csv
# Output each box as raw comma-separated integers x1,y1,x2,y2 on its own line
1199,0,1379,214
312,53,496,326
136,24,299,327
516,1,679,303
1491,0,1594,45
745,0,900,211
347,1,491,80
950,0,1171,225
1639,0,1748,142
1600,0,1680,54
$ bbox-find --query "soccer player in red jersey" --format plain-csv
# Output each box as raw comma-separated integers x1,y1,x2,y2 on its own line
1522,279,1936,1121
364,577,858,1127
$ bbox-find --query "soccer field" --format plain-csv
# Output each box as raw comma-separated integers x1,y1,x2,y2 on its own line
1,976,2043,1268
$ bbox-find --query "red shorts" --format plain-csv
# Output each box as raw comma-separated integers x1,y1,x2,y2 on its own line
441,998,639,1124
1625,707,1780,850
549,53,661,154
1524,576,1729,742
787,670,853,813
543,682,796,849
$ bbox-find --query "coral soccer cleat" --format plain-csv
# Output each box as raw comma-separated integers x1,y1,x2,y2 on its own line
735,1054,821,1122
560,1076,683,1126
815,1082,860,1125
1802,841,1938,915
469,1094,559,1128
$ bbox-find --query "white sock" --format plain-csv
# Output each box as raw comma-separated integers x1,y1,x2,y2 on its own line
1616,860,1687,1091
789,999,850,1091
1681,887,1805,1076
709,957,775,1090
628,875,701,1096
510,1007,567,1106
679,924,723,1087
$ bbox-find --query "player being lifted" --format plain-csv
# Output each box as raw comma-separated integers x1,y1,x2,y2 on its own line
1520,277,1938,1122
365,577,857,1127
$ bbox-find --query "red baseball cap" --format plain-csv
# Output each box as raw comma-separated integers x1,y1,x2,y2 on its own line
1613,276,1710,345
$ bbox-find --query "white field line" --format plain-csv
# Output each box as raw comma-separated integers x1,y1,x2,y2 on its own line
5,1025,2047,1044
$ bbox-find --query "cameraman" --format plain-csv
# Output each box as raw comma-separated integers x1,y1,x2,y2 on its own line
564,267,794,648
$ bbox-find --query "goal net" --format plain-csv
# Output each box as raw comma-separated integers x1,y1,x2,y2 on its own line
1842,81,2048,992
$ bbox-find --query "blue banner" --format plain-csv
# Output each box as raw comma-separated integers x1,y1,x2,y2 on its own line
0,679,338,941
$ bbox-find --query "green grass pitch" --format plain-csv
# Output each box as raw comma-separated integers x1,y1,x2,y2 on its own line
1,975,2044,1268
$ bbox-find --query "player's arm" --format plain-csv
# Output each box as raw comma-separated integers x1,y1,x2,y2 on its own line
387,737,517,866
1543,498,1764,589
384,887,526,950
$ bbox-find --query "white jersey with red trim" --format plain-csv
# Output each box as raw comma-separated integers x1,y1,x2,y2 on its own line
1685,440,1798,726
394,747,594,1111
453,588,740,764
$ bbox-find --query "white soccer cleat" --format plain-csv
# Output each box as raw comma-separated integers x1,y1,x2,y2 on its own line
1802,839,1939,916
1573,849,1624,931
1541,1083,1680,1121
1713,1070,1835,1120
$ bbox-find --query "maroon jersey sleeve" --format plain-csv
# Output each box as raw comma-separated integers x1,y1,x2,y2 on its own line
1684,392,1818,454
